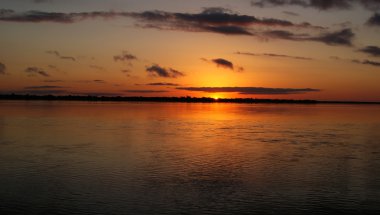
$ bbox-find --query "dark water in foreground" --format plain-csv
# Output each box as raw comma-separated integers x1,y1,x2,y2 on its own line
0,101,380,214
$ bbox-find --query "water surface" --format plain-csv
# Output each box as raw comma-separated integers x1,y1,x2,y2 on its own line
0,101,380,214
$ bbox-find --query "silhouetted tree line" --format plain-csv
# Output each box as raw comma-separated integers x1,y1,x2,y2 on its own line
0,94,379,104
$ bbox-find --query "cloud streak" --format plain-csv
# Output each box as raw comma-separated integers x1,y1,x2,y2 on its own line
76,80,107,84
359,46,380,57
146,64,185,78
236,51,313,60
283,11,299,16
202,58,244,72
130,7,323,36
264,28,354,46
46,50,76,61
24,67,50,77
362,60,380,67
123,90,169,93
147,82,180,86
367,13,380,27
252,0,352,10
212,58,234,70
0,8,322,36
313,28,354,46
113,51,137,62
0,62,6,75
0,8,355,47
177,87,320,95
0,9,129,23
93,80,106,84
353,59,380,67
251,0,380,11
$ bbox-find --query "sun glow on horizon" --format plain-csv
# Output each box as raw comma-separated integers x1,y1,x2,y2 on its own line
211,94,224,100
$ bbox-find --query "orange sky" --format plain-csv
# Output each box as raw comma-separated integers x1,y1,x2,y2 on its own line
0,0,380,101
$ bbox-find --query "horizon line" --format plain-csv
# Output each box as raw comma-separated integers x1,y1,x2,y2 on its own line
0,94,380,105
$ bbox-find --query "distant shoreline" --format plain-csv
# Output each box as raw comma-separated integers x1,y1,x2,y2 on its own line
0,94,379,105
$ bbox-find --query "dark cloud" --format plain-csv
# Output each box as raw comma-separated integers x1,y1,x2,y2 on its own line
266,28,354,46
200,7,233,14
122,69,131,73
362,60,380,67
264,30,306,40
312,28,354,46
177,87,320,95
0,9,13,17
204,25,253,35
265,28,354,46
76,80,107,84
24,67,50,77
353,59,380,67
3,7,319,36
1,8,355,47
173,7,258,25
212,58,234,70
0,8,324,38
291,0,354,10
203,58,244,72
132,8,267,26
130,8,323,36
0,62,6,75
359,46,380,57
0,9,123,24
252,0,297,7
113,51,137,62
260,17,297,27
252,0,380,11
147,82,180,86
146,64,185,78
333,21,352,28
236,51,313,60
24,85,65,90
46,50,76,61
131,14,254,36
0,10,129,23
92,80,105,84
252,0,352,10
123,90,169,93
367,13,380,27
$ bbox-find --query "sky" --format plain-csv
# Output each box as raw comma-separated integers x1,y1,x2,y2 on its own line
1,0,380,101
